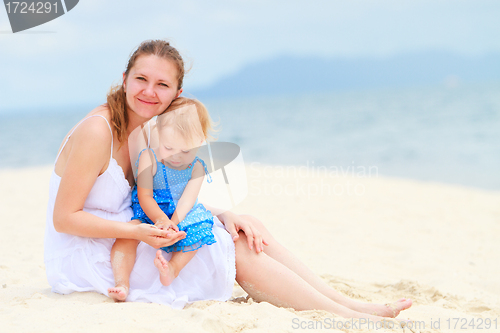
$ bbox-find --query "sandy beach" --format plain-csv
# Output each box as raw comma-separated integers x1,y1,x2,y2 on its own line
1,164,499,332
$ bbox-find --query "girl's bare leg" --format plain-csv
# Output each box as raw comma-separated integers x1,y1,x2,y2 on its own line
108,220,143,301
154,249,197,286
237,215,412,318
108,237,139,301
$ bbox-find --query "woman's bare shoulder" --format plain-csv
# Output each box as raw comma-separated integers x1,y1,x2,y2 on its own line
55,105,115,175
74,116,112,141
73,104,113,137
65,106,114,161
87,104,112,120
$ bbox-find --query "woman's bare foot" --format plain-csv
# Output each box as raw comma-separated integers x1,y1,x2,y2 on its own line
108,285,128,302
154,250,177,286
367,298,413,317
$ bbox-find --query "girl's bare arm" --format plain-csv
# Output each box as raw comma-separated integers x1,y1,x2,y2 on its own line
170,161,205,224
136,149,172,225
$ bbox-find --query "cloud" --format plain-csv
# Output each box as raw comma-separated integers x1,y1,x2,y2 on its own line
1,0,500,110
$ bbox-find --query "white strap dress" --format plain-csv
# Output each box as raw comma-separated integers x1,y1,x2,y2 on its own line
43,115,236,308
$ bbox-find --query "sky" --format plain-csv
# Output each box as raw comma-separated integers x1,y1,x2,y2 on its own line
1,0,500,111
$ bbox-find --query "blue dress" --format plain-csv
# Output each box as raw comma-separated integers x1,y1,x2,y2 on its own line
131,149,216,253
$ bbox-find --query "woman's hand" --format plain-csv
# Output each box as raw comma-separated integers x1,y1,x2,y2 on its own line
135,223,186,249
217,211,269,253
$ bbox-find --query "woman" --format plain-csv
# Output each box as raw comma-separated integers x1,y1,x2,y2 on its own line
44,39,412,319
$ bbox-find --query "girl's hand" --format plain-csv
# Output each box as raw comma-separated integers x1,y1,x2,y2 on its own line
218,212,268,253
135,223,186,249
155,220,179,232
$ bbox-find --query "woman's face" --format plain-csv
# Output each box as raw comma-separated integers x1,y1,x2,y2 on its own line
123,55,182,123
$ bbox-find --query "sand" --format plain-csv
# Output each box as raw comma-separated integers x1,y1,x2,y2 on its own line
0,164,499,333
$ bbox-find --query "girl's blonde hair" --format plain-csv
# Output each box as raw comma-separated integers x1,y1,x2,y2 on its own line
156,97,215,146
106,40,185,143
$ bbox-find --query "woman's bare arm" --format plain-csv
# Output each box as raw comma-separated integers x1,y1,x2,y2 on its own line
52,117,178,247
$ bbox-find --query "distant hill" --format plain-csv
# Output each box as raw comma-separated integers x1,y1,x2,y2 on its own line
189,51,500,99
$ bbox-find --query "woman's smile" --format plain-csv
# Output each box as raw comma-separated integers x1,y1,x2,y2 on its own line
137,98,158,105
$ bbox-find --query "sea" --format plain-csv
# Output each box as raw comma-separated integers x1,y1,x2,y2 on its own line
1,82,499,191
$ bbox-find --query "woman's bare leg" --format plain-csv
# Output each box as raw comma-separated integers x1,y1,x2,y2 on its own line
108,221,141,301
237,215,412,317
234,231,392,320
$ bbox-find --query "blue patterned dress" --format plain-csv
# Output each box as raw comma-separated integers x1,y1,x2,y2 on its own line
131,149,216,253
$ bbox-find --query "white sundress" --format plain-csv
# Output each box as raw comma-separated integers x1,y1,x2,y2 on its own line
43,115,236,308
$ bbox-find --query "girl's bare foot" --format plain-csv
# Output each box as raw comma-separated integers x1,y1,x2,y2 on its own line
108,285,128,302
368,298,413,317
154,250,177,286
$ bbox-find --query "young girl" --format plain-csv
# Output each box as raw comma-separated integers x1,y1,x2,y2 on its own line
109,97,217,298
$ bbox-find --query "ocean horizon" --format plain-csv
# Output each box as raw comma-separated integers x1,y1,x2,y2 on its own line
1,82,499,191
